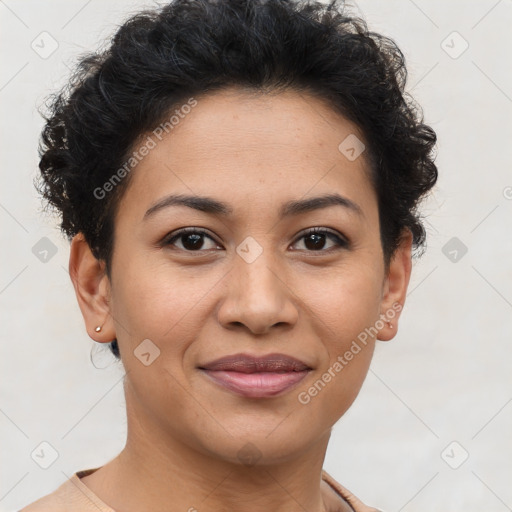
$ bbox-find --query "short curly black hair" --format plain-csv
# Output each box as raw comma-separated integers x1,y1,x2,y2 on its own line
36,0,438,360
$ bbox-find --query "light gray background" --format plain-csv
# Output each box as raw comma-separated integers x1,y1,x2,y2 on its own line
1,1,511,511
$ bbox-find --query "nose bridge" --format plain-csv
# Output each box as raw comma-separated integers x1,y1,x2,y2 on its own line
218,238,298,334
235,241,283,309
239,249,279,295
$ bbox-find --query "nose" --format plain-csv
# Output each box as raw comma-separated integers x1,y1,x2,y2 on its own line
217,249,299,335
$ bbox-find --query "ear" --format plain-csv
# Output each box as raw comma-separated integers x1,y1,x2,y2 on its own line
68,232,116,343
377,228,413,341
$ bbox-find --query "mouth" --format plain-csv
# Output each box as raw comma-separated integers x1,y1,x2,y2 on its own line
198,353,312,398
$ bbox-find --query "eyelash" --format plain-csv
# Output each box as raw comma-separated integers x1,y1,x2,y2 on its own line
162,227,349,254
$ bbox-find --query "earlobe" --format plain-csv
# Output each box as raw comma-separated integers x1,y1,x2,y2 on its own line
68,233,115,343
377,229,413,341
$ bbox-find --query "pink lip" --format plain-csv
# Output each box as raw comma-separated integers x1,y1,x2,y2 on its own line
198,353,312,398
200,369,310,398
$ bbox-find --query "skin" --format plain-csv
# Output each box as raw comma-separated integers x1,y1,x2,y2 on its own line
68,87,412,512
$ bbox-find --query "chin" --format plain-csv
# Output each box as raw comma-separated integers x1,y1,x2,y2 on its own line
194,421,327,467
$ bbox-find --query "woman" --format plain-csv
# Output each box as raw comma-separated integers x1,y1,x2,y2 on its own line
21,0,437,510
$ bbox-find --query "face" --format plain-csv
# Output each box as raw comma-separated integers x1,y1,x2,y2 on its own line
72,87,411,466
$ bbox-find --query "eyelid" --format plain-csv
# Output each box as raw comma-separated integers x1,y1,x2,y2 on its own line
162,227,220,247
291,226,350,250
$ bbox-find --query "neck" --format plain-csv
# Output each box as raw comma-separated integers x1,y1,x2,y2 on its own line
82,385,337,512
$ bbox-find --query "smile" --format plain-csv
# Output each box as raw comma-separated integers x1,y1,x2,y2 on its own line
198,353,312,398
199,369,311,398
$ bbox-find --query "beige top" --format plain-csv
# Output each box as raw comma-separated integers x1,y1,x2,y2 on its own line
19,467,381,512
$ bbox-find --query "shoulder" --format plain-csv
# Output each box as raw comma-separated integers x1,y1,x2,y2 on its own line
20,468,380,512
18,469,112,512
18,479,68,512
321,469,384,512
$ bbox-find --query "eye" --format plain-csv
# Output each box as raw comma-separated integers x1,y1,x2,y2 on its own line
162,227,222,252
161,226,349,253
291,227,349,252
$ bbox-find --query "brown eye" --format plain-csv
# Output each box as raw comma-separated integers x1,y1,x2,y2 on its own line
292,228,349,252
164,228,221,252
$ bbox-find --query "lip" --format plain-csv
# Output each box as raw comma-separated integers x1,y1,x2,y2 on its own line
198,353,312,398
200,353,312,372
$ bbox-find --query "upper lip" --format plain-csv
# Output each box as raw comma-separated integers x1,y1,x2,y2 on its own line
198,353,312,373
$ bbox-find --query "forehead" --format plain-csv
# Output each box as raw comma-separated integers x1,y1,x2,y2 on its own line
117,87,377,223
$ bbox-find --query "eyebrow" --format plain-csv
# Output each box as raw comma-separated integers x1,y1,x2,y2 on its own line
143,192,364,221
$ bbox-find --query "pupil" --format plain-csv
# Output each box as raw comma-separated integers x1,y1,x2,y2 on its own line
183,233,203,250
305,233,325,250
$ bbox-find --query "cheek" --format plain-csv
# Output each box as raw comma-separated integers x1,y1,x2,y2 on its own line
292,271,380,418
315,344,375,426
298,266,382,337
296,315,377,427
110,257,213,354
111,263,201,421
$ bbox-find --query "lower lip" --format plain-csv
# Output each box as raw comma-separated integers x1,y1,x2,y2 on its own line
200,369,310,398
